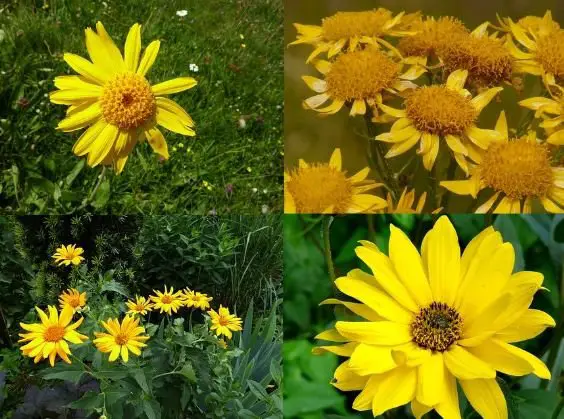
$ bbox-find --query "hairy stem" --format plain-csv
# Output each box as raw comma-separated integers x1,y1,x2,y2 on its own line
322,216,336,284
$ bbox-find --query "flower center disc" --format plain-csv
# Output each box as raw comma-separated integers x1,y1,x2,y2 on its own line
44,326,65,342
286,165,353,213
67,296,81,308
101,73,156,129
536,31,564,80
441,35,513,86
115,333,128,345
398,17,469,58
321,9,392,41
406,86,477,135
480,139,554,199
325,49,401,102
161,295,173,304
411,302,462,352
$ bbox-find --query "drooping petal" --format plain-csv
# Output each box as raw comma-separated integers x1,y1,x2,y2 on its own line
416,353,445,407
460,379,507,419
443,345,496,379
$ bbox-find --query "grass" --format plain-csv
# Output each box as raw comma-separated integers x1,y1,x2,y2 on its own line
0,0,283,214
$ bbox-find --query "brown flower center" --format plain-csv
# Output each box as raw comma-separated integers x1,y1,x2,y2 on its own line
411,302,462,352
44,326,65,342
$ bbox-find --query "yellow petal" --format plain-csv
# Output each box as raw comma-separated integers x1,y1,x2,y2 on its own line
471,87,503,113
53,75,103,91
435,370,462,419
320,297,382,322
379,103,407,118
422,134,439,170
73,119,108,156
109,345,120,361
519,96,560,113
547,129,564,145
144,126,169,159
56,102,102,132
301,75,327,93
460,379,507,419
376,125,419,143
496,309,556,343
329,148,341,170
121,345,129,363
495,111,509,139
388,224,433,307
443,345,496,379
156,106,196,136
350,99,366,116
348,194,388,213
137,40,160,76
333,361,369,391
371,367,417,416
152,77,198,95
315,99,345,114
155,97,194,127
124,23,142,72
445,134,468,155
87,123,119,167
421,216,461,305
63,53,109,85
416,353,445,407
465,125,503,149
348,344,396,375
446,69,469,91
335,321,412,345
49,88,101,105
95,22,125,71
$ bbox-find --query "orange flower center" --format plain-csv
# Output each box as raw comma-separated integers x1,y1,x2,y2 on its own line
44,326,65,342
115,333,128,345
161,295,173,304
536,31,564,80
66,295,81,308
286,165,353,213
321,9,393,41
218,316,230,326
406,86,477,135
101,73,156,129
480,139,554,199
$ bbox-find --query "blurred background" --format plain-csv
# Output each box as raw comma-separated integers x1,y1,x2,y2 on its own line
284,214,564,418
284,0,564,212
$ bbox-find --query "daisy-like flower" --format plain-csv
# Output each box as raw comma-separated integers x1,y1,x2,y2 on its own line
19,305,88,367
519,85,564,145
93,315,149,363
149,286,184,315
441,111,564,213
289,9,412,62
505,15,564,87
398,16,469,59
58,288,87,313
496,10,560,36
50,22,197,174
302,48,426,117
284,148,387,214
314,216,554,418
125,295,152,316
376,69,503,173
208,305,242,340
183,289,213,311
439,22,513,87
52,244,85,266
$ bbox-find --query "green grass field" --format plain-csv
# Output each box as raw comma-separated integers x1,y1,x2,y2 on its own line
0,0,282,214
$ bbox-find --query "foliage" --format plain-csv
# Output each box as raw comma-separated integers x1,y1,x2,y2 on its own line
0,0,282,214
283,214,564,418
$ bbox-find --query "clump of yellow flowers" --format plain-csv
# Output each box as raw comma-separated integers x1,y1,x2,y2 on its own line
19,281,242,367
287,8,564,214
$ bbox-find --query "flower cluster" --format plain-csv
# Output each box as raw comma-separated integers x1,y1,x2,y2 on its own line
287,8,564,213
315,216,555,418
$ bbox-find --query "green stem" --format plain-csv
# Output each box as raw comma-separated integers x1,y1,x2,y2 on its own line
367,215,376,243
322,217,336,283
552,397,564,419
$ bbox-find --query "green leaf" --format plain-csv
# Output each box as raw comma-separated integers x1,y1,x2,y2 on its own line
65,159,85,187
142,399,161,419
514,389,560,418
67,391,103,409
180,362,197,382
101,279,129,297
41,364,84,383
247,379,268,400
92,178,110,209
131,368,151,394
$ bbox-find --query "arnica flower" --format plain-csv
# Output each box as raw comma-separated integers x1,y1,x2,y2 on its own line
126,295,152,316
314,216,554,418
284,148,387,214
505,15,564,87
183,289,213,311
519,87,564,145
52,244,85,266
302,48,426,117
289,9,412,63
441,111,564,213
376,69,503,173
398,16,469,59
149,286,185,315
50,22,197,174
93,315,149,363
19,305,88,366
209,305,242,340
58,288,87,313
496,10,560,37
439,22,513,87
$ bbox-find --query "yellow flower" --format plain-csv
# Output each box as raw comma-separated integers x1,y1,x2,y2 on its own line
315,216,554,418
496,10,560,36
289,9,412,62
441,111,564,213
126,295,152,316
58,288,87,313
284,148,387,214
52,244,85,266
217,339,228,349
519,86,564,145
383,188,438,214
398,16,469,58
49,22,197,174
19,305,88,367
149,286,184,315
376,69,503,173
505,14,564,87
209,305,242,340
93,315,149,363
302,48,426,117
183,289,213,311
439,22,513,87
